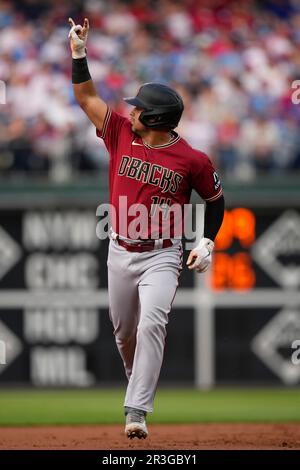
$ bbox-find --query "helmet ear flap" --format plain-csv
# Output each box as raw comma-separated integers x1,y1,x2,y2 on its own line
139,108,182,129
139,112,164,128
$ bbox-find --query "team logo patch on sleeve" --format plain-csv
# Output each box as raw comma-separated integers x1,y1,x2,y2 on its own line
213,172,221,190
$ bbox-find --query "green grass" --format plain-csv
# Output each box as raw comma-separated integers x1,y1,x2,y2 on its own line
0,388,299,426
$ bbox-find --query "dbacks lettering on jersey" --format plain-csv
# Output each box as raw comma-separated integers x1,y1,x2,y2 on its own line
96,109,223,238
118,155,183,194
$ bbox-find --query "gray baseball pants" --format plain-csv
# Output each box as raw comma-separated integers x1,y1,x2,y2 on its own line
107,236,182,413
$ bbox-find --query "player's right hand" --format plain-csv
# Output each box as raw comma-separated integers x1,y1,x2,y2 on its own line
68,17,89,59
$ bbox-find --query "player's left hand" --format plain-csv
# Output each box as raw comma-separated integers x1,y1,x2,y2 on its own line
68,17,89,59
186,237,214,273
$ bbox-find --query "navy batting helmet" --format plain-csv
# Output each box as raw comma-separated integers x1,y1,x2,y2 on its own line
124,82,184,129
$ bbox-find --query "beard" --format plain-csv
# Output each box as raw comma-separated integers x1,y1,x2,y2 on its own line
131,124,142,136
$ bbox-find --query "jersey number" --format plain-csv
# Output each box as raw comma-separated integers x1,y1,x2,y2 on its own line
150,196,171,219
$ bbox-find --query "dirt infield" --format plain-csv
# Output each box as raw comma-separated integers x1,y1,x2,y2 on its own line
0,423,299,449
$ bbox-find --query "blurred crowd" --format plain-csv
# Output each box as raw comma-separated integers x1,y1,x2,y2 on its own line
1,0,300,181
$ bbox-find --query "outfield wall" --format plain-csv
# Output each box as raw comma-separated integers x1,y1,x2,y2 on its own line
0,178,299,388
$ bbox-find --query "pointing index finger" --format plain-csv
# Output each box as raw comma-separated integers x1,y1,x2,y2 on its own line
68,17,75,27
83,18,89,30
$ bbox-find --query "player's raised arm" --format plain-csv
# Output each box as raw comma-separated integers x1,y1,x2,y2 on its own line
68,17,107,131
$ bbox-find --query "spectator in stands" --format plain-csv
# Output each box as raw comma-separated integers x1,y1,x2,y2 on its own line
0,0,300,180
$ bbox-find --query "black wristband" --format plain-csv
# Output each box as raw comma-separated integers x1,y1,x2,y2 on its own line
72,56,91,84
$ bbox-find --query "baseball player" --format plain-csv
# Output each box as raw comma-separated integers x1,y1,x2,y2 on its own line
68,18,224,440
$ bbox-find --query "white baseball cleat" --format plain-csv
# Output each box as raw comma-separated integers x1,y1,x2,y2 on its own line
125,408,148,439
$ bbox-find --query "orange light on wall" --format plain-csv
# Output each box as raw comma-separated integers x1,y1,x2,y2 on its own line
214,208,256,250
214,210,233,250
233,252,256,289
212,252,256,290
231,208,256,248
212,252,230,289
